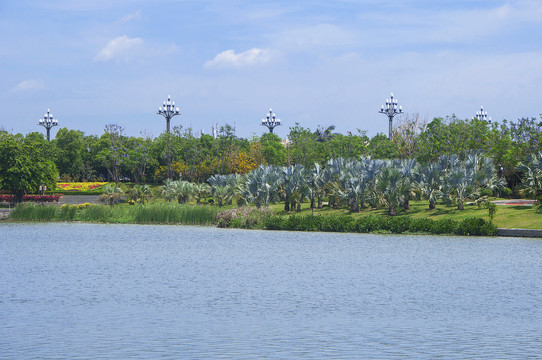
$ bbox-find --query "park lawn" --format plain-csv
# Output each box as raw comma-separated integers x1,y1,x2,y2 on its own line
266,200,542,230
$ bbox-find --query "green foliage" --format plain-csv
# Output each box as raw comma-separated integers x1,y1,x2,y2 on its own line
58,204,78,220
11,203,57,221
456,217,497,236
0,132,59,201
132,203,218,225
259,214,495,236
79,205,113,222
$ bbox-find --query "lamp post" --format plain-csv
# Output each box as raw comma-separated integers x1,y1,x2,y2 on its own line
157,95,181,133
379,93,403,140
38,109,58,141
39,183,47,207
474,105,491,123
261,108,282,133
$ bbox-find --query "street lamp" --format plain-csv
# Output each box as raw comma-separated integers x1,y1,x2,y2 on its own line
261,108,282,133
474,105,491,123
39,183,47,207
379,93,403,140
38,109,58,141
157,95,181,133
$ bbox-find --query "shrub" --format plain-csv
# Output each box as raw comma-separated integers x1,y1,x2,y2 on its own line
388,216,411,234
431,218,458,235
216,207,272,229
455,217,496,236
263,216,285,230
408,218,434,233
480,188,493,197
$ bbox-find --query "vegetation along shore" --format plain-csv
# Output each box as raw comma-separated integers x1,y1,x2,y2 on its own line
2,115,542,236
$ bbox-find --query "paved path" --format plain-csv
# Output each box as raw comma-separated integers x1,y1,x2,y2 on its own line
492,199,537,206
57,195,101,206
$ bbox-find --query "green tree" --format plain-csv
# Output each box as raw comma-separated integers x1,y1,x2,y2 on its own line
54,128,86,180
0,132,58,202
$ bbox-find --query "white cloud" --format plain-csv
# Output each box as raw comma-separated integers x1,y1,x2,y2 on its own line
204,48,272,69
94,35,143,62
11,79,45,92
116,10,142,25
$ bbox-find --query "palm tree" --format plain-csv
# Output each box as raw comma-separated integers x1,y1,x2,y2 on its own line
517,152,542,198
374,166,407,215
99,184,124,207
280,164,304,211
161,179,176,203
173,180,194,204
129,184,152,204
416,162,443,210
396,158,417,210
444,165,472,210
192,183,211,205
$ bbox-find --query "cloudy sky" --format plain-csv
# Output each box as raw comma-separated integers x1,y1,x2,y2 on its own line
1,0,541,139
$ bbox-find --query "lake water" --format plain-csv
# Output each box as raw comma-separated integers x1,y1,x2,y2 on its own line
1,223,541,359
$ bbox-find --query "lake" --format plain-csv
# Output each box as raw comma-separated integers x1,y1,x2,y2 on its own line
1,223,541,359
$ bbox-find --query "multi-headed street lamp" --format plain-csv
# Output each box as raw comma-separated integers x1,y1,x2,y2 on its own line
379,93,403,140
261,108,282,133
38,109,58,141
157,95,181,133
474,105,491,123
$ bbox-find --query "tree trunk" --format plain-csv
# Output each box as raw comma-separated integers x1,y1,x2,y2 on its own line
197,197,201,205
429,200,436,210
318,195,323,209
218,198,223,207
296,202,301,213
284,200,290,212
389,205,396,216
458,201,464,210
310,197,315,210
403,197,410,210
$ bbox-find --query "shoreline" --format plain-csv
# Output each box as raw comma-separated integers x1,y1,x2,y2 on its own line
3,217,542,238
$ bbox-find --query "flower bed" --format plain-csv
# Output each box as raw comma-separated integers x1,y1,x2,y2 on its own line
56,182,109,192
0,195,15,202
23,195,63,202
0,194,62,203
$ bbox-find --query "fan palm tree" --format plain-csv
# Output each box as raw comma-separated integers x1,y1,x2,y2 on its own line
161,179,176,203
192,183,211,205
517,151,542,198
173,180,194,204
374,166,407,215
99,184,124,207
416,162,443,210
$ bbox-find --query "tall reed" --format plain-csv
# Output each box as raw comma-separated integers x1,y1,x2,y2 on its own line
79,205,114,223
10,203,57,221
132,203,218,225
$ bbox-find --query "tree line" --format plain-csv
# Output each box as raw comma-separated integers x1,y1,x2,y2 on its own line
1,114,542,201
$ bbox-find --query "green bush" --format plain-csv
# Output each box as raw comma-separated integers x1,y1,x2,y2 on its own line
388,216,411,234
431,218,458,234
263,216,285,230
455,217,496,236
480,188,493,197
408,218,434,233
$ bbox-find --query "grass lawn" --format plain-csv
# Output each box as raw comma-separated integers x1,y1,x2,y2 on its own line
265,200,542,230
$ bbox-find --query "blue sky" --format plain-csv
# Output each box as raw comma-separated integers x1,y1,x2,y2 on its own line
1,0,541,139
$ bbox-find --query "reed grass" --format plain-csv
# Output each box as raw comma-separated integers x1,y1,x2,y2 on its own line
132,203,218,225
10,203,57,221
79,205,114,223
